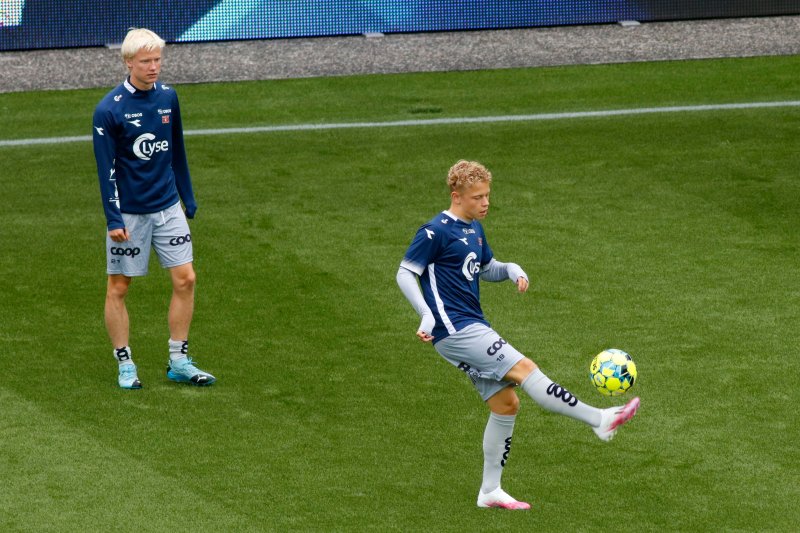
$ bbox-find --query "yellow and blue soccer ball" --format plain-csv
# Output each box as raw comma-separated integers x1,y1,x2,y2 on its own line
589,349,637,396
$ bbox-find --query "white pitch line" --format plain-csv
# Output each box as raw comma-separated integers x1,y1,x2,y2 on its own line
2,101,799,148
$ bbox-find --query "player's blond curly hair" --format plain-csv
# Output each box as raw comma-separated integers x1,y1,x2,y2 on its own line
447,160,492,192
121,28,165,62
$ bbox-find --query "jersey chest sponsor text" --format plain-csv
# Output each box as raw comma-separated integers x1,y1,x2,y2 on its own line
462,251,481,281
131,132,169,160
439,233,483,282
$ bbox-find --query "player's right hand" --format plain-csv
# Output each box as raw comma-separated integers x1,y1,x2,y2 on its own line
108,228,130,242
516,276,529,293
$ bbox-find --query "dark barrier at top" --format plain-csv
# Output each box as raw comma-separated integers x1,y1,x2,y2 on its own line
1,0,798,52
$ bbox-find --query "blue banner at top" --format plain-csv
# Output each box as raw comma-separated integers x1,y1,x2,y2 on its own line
1,1,798,51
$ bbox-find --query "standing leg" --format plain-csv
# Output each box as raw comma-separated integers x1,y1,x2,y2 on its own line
477,387,530,510
105,274,140,389
106,274,131,347
168,262,195,342
165,262,215,385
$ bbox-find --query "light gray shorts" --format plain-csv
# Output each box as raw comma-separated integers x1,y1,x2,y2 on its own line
106,202,193,277
434,323,526,401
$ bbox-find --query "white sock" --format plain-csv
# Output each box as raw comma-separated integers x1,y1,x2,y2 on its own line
114,346,133,366
169,339,188,362
481,412,516,494
520,369,602,427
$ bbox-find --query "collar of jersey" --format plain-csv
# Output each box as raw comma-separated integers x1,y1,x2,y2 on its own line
442,210,470,225
124,78,158,94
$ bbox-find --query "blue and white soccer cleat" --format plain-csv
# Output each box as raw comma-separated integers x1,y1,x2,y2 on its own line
166,357,216,386
118,363,142,389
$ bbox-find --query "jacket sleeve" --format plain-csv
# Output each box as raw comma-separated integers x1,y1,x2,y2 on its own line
480,258,528,283
92,106,124,231
170,92,197,218
396,265,436,335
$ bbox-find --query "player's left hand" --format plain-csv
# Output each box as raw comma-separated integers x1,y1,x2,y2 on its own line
416,330,434,343
516,277,529,293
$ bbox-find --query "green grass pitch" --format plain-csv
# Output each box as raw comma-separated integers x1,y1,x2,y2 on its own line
1,55,798,531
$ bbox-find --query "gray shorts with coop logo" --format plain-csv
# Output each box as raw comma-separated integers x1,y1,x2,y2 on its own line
434,323,526,401
106,202,193,276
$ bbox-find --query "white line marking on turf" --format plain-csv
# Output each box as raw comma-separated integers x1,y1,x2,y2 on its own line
2,101,799,148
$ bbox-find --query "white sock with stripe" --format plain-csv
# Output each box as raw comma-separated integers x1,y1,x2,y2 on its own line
520,368,602,427
114,346,133,366
169,339,188,363
480,412,516,494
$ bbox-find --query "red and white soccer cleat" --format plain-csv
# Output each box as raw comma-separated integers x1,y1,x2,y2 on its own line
593,396,640,442
477,487,531,510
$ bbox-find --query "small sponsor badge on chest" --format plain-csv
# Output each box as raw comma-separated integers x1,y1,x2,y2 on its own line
162,115,170,124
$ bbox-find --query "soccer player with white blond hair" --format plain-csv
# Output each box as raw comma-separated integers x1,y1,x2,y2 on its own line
397,160,639,509
93,28,215,389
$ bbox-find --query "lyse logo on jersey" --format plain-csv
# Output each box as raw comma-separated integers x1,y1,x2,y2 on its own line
462,252,481,281
132,133,169,161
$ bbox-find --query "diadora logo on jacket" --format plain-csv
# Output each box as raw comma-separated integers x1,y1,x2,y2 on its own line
132,133,169,160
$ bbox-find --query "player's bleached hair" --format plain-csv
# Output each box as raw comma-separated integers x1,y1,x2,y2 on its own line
447,160,492,192
121,28,165,61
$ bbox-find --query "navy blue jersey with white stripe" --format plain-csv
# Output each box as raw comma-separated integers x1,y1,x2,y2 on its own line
401,210,494,343
93,78,196,231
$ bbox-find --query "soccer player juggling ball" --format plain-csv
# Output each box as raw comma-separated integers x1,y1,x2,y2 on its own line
93,28,215,389
397,160,640,509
